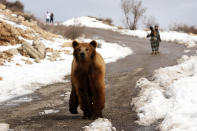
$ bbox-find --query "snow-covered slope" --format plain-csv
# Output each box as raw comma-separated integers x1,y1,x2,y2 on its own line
62,16,117,30
0,11,132,103
63,16,197,47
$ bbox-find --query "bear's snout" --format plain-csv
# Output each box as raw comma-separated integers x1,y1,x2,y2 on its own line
80,52,85,59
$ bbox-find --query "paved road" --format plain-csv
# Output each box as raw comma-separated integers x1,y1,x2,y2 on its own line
0,28,193,131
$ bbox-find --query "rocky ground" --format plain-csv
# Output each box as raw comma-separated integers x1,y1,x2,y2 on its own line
0,3,62,66
0,28,195,131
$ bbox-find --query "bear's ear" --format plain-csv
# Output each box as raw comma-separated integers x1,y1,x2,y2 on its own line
89,40,97,48
72,40,79,48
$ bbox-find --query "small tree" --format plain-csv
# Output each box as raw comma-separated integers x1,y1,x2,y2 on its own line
121,0,146,30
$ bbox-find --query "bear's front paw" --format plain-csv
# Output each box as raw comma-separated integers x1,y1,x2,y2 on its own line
69,108,78,114
92,111,103,119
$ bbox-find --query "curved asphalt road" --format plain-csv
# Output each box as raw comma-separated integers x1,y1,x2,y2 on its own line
0,28,194,131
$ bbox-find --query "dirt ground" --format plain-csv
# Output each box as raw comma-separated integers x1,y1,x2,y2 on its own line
0,28,195,131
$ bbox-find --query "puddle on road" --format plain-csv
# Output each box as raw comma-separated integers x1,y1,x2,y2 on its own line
0,94,40,109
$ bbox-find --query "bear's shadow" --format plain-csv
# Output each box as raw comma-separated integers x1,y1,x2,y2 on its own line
49,114,81,120
27,114,82,122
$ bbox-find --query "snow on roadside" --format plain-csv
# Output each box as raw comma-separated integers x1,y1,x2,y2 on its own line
0,56,72,102
63,16,197,48
0,38,132,103
119,30,197,48
131,55,197,131
160,31,197,47
81,118,116,131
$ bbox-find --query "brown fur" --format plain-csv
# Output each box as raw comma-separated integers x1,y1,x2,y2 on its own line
69,40,105,119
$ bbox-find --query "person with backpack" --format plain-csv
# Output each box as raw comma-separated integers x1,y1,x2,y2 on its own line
147,26,157,55
155,25,161,54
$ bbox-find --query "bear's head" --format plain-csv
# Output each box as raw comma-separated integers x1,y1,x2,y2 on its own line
72,40,97,63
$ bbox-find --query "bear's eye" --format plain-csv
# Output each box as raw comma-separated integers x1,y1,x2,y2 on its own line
85,48,89,51
78,48,81,52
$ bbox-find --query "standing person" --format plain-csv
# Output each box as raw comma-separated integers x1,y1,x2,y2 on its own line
155,25,161,54
50,12,54,23
45,11,50,23
147,26,157,55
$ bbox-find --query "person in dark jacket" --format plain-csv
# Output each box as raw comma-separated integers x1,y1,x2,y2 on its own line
155,25,161,54
50,12,54,23
147,26,157,55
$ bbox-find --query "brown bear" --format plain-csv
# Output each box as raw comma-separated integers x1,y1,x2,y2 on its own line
69,40,105,119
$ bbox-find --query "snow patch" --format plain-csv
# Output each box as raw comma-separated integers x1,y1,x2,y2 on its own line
0,45,21,52
0,17,29,30
39,109,59,115
184,50,191,53
63,91,71,101
63,16,117,30
96,40,133,63
81,118,116,131
0,55,73,102
0,123,9,131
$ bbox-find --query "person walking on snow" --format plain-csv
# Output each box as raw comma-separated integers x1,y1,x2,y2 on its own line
147,26,157,55
50,12,54,23
155,25,161,54
45,11,50,23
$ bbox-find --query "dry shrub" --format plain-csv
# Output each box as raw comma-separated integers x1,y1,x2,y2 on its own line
97,18,113,25
117,26,124,29
19,12,37,22
0,0,24,12
38,22,84,40
88,16,113,26
64,25,84,40
170,24,197,34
